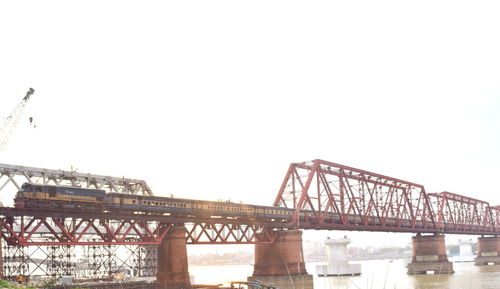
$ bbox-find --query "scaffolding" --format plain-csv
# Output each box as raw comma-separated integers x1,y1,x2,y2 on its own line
2,242,157,281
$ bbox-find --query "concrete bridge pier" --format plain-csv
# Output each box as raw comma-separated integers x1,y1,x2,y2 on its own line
407,234,454,274
456,239,474,262
250,229,313,289
156,226,191,289
475,236,500,265
316,236,361,276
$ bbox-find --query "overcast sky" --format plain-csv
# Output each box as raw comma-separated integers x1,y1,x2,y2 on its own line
1,1,499,247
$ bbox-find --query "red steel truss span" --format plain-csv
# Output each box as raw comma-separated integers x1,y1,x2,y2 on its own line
274,159,500,235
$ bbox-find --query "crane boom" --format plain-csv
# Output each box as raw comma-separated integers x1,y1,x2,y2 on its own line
0,88,35,152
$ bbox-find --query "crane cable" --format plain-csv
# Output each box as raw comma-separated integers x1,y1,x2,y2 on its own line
0,88,35,152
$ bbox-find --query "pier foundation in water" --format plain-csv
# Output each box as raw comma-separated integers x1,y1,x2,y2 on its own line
250,229,313,289
407,234,454,274
316,236,361,276
475,236,500,265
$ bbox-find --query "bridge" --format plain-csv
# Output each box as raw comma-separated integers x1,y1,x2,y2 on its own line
1,160,500,288
274,159,500,235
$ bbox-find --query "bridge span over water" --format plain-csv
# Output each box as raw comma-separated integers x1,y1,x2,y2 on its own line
1,160,500,288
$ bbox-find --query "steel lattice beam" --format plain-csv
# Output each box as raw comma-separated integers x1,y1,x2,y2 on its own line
428,192,494,233
185,223,276,244
274,159,435,231
0,163,153,196
274,159,500,235
0,209,279,245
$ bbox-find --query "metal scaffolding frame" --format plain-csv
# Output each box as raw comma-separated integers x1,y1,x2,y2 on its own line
2,242,157,281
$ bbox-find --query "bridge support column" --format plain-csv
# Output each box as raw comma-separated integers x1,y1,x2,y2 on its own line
156,226,190,289
455,239,474,262
475,236,500,265
407,234,454,274
316,236,361,276
250,230,313,289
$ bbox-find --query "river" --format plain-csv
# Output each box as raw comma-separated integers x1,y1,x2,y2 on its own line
189,260,500,289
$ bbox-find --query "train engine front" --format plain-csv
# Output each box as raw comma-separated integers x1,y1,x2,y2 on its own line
14,183,106,211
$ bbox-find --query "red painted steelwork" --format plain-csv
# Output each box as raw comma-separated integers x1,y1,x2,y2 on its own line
428,192,497,234
274,159,435,232
490,206,500,228
274,159,500,235
185,222,276,244
0,216,171,246
0,214,277,246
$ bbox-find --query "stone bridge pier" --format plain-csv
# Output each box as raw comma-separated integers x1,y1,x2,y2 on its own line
475,236,500,265
250,229,313,289
407,233,454,274
156,226,191,289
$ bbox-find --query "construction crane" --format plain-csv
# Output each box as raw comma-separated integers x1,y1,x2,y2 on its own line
0,88,35,152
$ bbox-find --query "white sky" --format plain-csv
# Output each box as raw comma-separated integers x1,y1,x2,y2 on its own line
1,1,500,247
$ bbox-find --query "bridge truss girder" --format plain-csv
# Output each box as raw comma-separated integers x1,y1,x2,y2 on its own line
274,159,436,231
0,163,153,196
0,210,278,246
429,191,498,233
274,159,500,235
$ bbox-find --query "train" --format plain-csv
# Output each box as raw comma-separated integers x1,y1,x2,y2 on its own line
14,183,426,228
14,183,295,220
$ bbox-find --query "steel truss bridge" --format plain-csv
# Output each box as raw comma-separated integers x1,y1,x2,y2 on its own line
0,159,499,279
275,159,500,235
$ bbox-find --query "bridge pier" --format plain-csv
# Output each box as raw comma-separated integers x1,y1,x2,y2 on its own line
475,236,500,265
156,226,191,289
250,229,313,289
316,236,361,276
407,234,454,274
456,239,474,262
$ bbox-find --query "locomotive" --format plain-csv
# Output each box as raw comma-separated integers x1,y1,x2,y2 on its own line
15,183,106,210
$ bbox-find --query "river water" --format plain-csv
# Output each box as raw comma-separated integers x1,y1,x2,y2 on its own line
189,260,500,289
